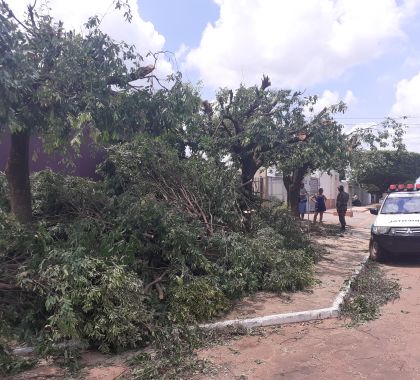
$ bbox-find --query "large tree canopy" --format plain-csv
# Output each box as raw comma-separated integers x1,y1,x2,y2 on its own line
104,76,203,156
350,150,420,194
278,116,407,215
0,0,154,223
276,108,347,214
196,77,342,204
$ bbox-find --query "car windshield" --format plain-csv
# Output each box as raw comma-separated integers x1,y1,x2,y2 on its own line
381,196,420,214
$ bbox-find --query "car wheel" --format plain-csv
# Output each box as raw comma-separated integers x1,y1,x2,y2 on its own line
369,238,385,262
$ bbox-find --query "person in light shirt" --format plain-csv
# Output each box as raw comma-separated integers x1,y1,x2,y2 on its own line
298,183,308,220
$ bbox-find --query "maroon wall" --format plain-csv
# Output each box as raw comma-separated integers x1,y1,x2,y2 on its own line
0,134,104,179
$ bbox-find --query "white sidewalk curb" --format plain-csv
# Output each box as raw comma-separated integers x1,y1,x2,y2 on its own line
200,253,370,331
200,307,338,330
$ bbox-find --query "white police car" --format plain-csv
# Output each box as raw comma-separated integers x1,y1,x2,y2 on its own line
369,183,420,261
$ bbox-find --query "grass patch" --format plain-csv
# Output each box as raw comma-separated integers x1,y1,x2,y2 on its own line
340,261,400,325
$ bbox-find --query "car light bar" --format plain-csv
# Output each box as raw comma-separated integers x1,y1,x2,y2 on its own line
388,183,420,191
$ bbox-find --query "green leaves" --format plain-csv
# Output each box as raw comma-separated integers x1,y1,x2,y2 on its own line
168,278,230,323
195,77,348,204
0,137,322,354
21,249,151,351
0,3,331,353
0,0,152,153
350,150,420,194
350,117,407,152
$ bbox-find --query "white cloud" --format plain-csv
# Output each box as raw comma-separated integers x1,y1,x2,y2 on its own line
175,43,189,61
186,0,418,89
391,72,420,116
343,90,357,106
390,72,420,152
11,0,172,77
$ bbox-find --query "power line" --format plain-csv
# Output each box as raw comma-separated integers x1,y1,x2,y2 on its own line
332,116,420,128
335,116,420,120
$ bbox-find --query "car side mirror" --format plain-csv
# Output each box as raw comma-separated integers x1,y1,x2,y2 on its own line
369,208,378,215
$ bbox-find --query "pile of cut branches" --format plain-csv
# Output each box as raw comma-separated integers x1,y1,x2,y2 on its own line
0,138,319,359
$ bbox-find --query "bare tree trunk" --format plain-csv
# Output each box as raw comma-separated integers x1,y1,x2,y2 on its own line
283,174,292,208
284,165,310,217
284,174,300,217
5,130,32,224
239,155,260,231
240,155,259,200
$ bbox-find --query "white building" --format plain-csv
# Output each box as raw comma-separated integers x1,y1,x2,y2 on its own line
254,168,371,209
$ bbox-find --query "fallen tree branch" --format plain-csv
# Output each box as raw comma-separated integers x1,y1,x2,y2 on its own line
144,270,169,294
0,282,19,290
155,282,164,300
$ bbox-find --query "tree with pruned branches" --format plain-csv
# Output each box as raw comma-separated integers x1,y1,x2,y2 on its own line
197,77,345,211
279,116,407,215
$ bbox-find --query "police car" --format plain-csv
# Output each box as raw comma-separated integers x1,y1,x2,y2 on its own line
369,183,420,261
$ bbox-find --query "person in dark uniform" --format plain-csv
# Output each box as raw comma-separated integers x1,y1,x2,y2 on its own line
336,185,349,231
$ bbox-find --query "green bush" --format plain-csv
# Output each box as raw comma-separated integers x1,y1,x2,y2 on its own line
255,201,321,261
214,228,314,299
20,249,151,352
167,277,230,323
261,248,314,292
98,137,245,232
0,211,48,337
31,170,107,219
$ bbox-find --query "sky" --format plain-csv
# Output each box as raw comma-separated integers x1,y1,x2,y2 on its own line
12,0,420,152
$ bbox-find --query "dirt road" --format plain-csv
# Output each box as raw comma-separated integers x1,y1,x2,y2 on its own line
197,210,420,379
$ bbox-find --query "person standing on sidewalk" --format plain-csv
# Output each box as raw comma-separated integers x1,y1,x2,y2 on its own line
311,188,327,223
336,185,349,231
298,182,308,220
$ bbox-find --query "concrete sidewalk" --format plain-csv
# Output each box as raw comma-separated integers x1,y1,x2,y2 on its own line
216,207,375,322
